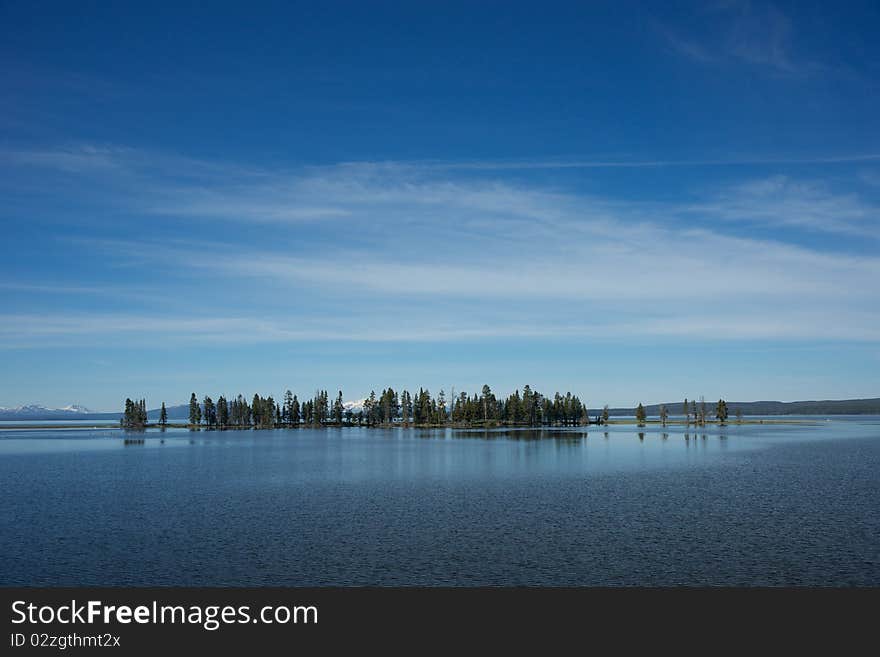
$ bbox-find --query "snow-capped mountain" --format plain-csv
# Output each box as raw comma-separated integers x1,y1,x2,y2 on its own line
343,399,366,413
0,404,99,420
59,404,94,413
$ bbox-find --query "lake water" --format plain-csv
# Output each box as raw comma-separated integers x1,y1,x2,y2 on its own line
1,419,878,586
0,419,120,426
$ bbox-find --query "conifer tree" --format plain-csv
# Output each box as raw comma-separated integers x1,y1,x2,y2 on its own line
334,390,344,425
203,396,216,428
217,396,229,428
481,384,494,422
121,398,132,428
291,395,300,426
283,390,294,426
522,385,535,425
252,394,262,427
401,390,413,426
189,393,201,428
121,397,147,429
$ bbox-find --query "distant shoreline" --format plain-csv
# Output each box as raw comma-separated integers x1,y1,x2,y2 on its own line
0,417,831,431
5,396,879,424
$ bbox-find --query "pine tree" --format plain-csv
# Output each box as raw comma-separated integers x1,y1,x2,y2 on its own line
334,390,344,425
242,395,252,427
380,388,396,425
121,398,132,428
635,403,647,426
291,395,300,426
715,399,728,424
419,389,432,426
364,391,376,427
252,394,262,428
481,384,493,422
512,390,523,424
283,390,294,427
268,396,277,428
522,385,535,425
189,393,201,428
203,396,216,428
159,402,168,427
217,396,229,428
401,390,413,426
602,404,610,425
121,397,147,429
453,391,467,424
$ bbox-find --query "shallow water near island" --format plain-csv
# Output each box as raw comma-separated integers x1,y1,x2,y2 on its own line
1,418,879,586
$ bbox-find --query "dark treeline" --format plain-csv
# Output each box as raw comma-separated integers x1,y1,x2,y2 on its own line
120,398,148,429
361,385,589,427
125,386,734,430
136,384,596,430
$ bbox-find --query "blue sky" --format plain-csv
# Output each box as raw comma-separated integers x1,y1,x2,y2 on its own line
1,0,879,411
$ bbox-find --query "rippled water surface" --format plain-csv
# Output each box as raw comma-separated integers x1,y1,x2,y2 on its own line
1,419,878,585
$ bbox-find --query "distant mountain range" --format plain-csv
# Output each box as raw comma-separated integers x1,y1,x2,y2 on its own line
0,403,187,421
604,398,880,417
1,397,879,421
0,404,99,419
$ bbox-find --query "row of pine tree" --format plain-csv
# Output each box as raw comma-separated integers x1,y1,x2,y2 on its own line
136,385,593,429
126,387,733,429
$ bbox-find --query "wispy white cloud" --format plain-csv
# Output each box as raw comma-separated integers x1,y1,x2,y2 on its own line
25,146,873,240
170,235,875,304
2,144,131,173
725,3,801,74
6,143,880,179
656,2,834,77
3,144,879,347
0,143,269,182
1,300,878,349
683,175,879,237
656,25,720,65
0,280,165,299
